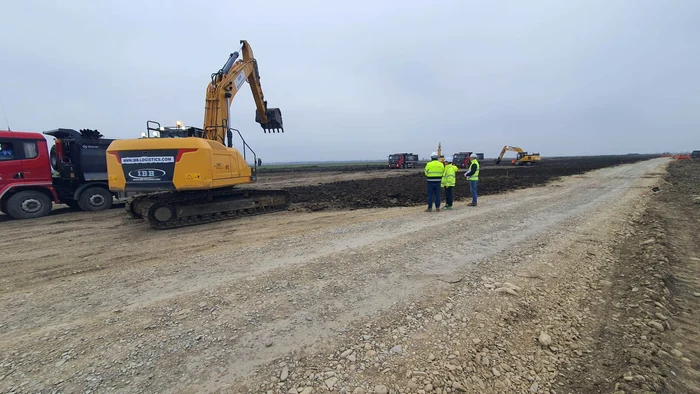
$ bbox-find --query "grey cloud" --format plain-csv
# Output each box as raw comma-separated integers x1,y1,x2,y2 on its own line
1,0,698,162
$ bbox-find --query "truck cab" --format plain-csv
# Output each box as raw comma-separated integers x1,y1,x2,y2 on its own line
388,153,404,169
452,152,473,169
0,131,58,219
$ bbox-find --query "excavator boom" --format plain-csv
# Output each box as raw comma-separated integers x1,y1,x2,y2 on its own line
437,142,445,163
204,40,283,145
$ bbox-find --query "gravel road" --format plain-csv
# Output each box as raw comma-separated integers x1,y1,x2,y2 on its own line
0,158,670,393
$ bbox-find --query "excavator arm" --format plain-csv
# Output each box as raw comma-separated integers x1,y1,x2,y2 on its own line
203,40,283,144
495,146,507,164
240,40,284,134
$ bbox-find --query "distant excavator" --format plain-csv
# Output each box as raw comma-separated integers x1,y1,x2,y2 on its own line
495,146,541,165
437,142,445,163
106,40,289,229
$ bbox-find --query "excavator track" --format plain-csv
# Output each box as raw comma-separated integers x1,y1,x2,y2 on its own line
125,188,291,230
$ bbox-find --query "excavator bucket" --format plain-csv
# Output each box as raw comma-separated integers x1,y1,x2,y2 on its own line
256,107,284,133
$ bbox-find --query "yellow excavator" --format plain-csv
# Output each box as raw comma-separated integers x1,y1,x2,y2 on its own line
106,40,289,229
495,145,541,165
437,142,445,163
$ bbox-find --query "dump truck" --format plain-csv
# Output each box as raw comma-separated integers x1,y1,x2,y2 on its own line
452,152,473,168
388,153,419,169
0,128,136,219
452,152,485,168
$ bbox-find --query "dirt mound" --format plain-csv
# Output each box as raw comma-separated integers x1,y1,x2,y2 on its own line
287,156,657,210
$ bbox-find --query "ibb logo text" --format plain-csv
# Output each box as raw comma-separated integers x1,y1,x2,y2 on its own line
136,170,156,177
128,168,166,180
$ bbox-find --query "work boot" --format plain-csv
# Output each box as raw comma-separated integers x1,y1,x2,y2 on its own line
425,208,432,212
467,202,477,207
436,207,441,212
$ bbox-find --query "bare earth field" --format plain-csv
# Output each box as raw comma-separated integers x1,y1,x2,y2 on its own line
1,157,698,394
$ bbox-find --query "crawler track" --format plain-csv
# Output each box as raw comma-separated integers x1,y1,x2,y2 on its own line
126,188,291,229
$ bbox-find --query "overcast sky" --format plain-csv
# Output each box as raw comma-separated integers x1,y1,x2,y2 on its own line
1,0,699,162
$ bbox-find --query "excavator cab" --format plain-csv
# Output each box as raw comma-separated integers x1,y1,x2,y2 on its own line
143,121,204,139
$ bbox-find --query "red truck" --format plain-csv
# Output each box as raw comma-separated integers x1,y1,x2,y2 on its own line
452,152,473,169
0,128,133,220
388,153,419,169
452,152,485,168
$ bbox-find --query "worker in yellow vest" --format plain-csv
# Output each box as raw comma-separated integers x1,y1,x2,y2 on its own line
463,153,480,206
424,152,445,212
441,157,457,209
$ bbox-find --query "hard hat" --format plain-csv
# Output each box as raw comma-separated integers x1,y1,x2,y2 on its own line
444,157,452,163
470,153,477,158
431,152,438,159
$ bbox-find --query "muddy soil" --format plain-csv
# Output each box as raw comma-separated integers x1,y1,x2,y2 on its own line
250,169,419,191
287,155,659,210
258,155,657,174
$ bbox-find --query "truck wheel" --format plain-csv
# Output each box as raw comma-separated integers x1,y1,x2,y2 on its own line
6,190,53,220
78,187,113,211
50,145,59,171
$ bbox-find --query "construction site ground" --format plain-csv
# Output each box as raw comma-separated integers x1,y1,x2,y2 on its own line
1,157,699,394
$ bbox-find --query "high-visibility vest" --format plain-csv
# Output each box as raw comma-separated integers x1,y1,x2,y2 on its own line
467,159,480,181
424,160,445,181
441,164,456,187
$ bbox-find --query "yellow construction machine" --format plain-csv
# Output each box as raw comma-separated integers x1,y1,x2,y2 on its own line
495,146,541,165
106,40,289,229
437,142,445,163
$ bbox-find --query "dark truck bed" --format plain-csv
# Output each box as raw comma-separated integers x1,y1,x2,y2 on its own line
44,128,138,210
